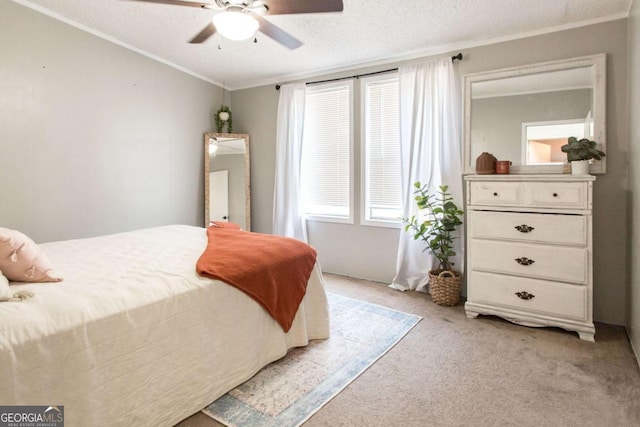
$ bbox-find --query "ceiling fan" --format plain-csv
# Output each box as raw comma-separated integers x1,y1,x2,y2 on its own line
125,0,344,49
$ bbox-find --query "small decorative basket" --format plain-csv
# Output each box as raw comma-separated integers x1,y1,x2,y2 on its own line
428,270,462,306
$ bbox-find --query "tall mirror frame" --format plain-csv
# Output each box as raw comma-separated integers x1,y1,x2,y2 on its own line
204,132,251,231
463,54,606,174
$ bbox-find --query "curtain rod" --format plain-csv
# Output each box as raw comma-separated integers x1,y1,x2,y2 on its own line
275,53,462,90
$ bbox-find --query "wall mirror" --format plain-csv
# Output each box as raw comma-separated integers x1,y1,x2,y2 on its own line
463,54,606,174
204,132,251,231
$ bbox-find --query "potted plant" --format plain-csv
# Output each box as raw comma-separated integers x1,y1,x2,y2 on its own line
560,137,606,175
215,105,233,133
402,182,464,306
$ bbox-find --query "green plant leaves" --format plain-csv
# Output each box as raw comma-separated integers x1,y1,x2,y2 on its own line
401,182,463,271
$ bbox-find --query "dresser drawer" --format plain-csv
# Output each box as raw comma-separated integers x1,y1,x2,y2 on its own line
468,180,591,211
468,181,522,206
468,271,587,320
469,211,587,246
524,182,589,209
470,240,588,284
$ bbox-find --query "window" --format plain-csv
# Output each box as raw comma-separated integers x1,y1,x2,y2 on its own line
301,81,353,223
361,74,402,226
522,119,593,165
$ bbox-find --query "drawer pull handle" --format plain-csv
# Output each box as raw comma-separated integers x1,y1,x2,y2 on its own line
515,257,535,266
515,224,534,233
515,291,535,300
493,192,498,196
553,193,558,197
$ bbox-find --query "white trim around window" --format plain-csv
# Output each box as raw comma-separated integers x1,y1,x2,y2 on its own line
359,73,402,229
301,80,355,225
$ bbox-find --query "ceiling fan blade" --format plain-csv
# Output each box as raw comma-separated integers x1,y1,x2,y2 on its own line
123,0,213,9
256,16,302,50
189,23,217,43
263,0,343,15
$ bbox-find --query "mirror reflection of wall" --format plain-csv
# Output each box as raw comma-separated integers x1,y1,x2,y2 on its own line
204,133,250,231
470,83,592,165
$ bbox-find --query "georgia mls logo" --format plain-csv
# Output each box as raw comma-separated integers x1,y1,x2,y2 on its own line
0,405,64,427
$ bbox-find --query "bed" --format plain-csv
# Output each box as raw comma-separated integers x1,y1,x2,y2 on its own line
0,225,330,426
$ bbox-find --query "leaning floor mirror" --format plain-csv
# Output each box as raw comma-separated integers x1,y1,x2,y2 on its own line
204,133,251,231
463,54,606,174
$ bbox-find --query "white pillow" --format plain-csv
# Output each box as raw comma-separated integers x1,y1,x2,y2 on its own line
0,270,34,302
0,270,10,300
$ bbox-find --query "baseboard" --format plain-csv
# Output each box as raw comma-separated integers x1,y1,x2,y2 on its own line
321,270,389,285
628,327,640,371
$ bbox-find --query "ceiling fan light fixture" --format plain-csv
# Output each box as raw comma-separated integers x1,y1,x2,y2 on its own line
213,11,259,41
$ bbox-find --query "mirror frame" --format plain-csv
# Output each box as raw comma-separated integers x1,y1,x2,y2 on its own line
204,132,251,231
463,54,606,175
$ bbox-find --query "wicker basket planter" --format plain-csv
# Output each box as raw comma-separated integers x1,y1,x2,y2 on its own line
428,269,462,306
402,182,464,307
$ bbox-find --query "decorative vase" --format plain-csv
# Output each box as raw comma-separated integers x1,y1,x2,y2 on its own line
495,160,511,174
571,160,590,175
475,152,497,174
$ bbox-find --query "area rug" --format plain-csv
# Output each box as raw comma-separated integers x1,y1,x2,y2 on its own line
202,292,421,427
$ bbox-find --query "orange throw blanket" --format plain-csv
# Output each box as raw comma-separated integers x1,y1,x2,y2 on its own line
196,227,317,332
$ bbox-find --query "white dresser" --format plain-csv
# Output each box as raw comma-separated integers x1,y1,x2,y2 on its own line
464,174,595,341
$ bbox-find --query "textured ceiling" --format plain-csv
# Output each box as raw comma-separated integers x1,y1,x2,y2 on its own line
13,0,632,90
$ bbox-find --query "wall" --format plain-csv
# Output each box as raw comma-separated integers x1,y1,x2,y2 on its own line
0,1,221,243
232,19,629,325
628,0,640,364
229,86,279,234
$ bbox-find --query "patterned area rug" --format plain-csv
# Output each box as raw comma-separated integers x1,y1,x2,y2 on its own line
202,292,421,427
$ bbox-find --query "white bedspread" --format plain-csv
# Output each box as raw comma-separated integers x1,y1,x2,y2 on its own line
0,225,330,426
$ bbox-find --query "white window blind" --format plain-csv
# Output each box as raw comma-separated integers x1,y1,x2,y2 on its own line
362,75,402,224
301,82,353,220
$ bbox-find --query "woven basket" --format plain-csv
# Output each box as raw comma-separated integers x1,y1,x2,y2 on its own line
428,270,462,306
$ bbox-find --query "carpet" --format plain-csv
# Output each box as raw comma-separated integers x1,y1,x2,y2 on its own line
202,292,421,427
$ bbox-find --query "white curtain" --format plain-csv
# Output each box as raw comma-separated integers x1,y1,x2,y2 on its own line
272,83,308,242
390,57,464,292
